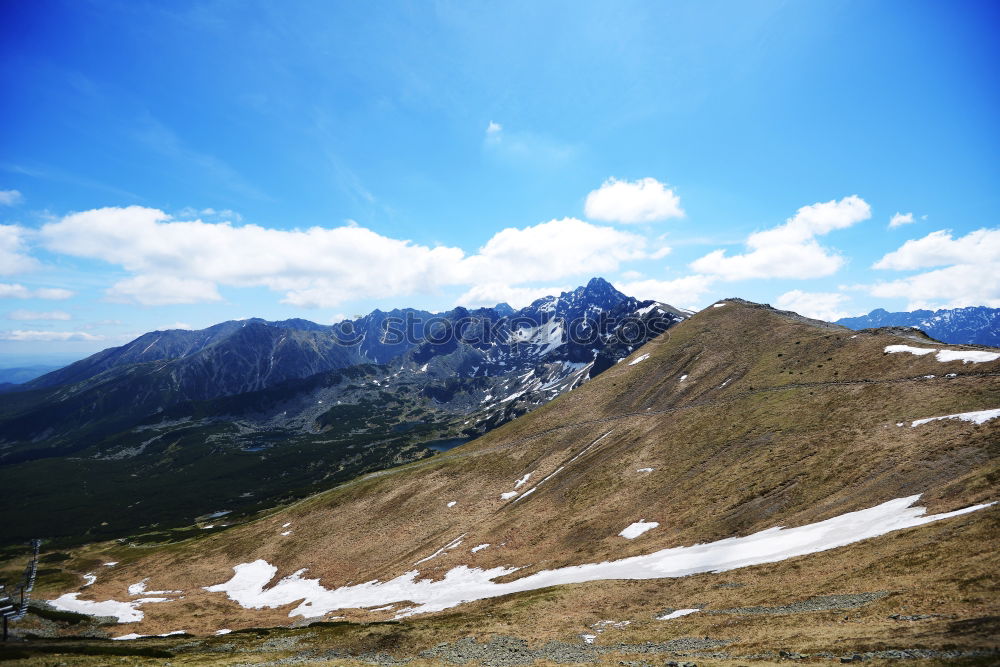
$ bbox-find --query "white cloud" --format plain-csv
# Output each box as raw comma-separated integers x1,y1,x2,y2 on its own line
456,218,648,286
649,245,671,260
690,195,871,280
34,287,75,300
888,212,914,228
775,290,856,321
106,275,223,306
40,208,651,309
872,228,1000,270
0,189,23,206
869,228,1000,308
584,177,684,224
177,207,243,223
486,121,502,135
615,275,716,308
158,322,193,330
7,309,71,321
620,270,644,281
0,330,104,342
0,225,40,275
0,283,74,300
456,284,570,309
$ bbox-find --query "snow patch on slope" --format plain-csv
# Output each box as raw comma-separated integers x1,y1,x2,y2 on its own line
48,594,171,623
885,345,1000,363
203,495,993,620
911,408,1000,428
628,353,650,366
619,520,659,539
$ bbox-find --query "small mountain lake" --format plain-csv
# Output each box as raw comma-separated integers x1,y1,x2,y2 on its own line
424,437,471,452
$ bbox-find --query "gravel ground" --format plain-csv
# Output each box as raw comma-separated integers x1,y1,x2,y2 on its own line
415,635,733,665
233,643,1000,667
705,592,890,615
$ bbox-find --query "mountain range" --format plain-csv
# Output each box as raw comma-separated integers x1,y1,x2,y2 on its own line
10,297,997,665
837,305,1000,346
0,278,686,546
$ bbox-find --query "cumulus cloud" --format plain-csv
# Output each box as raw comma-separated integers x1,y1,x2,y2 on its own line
869,228,1000,308
0,225,40,275
456,283,570,309
888,212,914,228
0,283,74,300
0,189,24,206
39,208,652,308
456,218,648,285
615,275,716,309
690,195,871,280
42,207,465,308
584,177,684,224
872,228,1000,270
486,121,502,135
775,290,856,321
0,330,104,342
7,309,71,321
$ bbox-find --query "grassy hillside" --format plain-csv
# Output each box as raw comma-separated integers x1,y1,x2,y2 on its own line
4,300,997,665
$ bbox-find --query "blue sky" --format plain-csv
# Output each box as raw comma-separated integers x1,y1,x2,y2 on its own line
1,0,998,362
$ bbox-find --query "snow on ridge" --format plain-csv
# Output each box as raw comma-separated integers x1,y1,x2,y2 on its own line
885,344,935,356
657,608,699,620
634,304,662,316
628,353,651,366
619,520,659,539
935,349,1000,363
202,495,994,620
82,573,96,587
911,408,1000,428
712,303,727,308
885,345,1000,364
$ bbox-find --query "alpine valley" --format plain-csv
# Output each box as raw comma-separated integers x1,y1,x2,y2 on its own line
0,278,685,547
1,292,997,666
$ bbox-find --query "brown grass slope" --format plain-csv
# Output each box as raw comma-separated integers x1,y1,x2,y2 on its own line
16,299,1000,662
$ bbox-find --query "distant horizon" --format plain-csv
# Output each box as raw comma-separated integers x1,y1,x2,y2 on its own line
1,277,996,369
